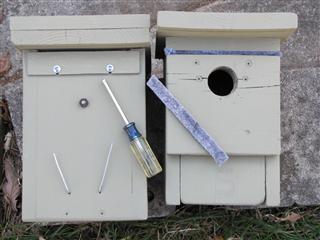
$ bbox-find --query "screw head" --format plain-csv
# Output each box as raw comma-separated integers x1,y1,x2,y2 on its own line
194,59,200,65
79,98,89,108
53,65,61,74
106,64,114,73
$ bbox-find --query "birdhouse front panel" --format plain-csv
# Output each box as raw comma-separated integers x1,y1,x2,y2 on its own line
11,14,151,222
166,37,281,156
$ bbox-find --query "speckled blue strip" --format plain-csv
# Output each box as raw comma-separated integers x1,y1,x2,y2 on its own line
164,48,282,57
147,75,229,165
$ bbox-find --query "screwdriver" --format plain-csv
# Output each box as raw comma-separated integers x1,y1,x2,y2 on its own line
102,79,162,178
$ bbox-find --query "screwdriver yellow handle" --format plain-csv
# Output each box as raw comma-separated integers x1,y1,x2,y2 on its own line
124,122,162,178
130,136,162,178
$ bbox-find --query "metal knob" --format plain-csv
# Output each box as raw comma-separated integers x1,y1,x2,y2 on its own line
79,98,89,108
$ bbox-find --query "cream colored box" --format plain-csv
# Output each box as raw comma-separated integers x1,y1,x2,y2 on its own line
156,11,298,206
10,14,151,221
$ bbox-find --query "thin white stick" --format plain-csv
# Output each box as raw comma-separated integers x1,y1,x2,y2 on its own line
98,143,114,193
53,153,71,194
102,79,129,125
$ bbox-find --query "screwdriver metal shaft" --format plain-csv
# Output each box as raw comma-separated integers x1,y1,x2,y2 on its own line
102,79,162,178
102,80,129,125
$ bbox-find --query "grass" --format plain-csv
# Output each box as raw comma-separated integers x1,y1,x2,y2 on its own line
1,206,320,240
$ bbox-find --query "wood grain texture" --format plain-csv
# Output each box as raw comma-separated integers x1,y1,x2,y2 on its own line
157,11,297,40
10,14,150,30
165,56,281,156
11,28,150,50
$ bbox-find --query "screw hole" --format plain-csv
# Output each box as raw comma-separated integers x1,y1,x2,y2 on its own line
207,67,237,96
196,75,202,81
246,60,253,67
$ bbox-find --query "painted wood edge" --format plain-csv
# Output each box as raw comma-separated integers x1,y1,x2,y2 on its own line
10,14,150,30
21,51,37,221
11,29,150,50
165,154,181,205
265,155,280,206
157,11,297,31
157,11,297,40
157,29,296,41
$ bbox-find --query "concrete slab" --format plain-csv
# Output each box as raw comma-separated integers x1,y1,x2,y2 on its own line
281,67,320,205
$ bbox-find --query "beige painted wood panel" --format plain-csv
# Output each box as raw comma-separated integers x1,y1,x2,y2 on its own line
166,56,281,156
266,155,281,206
27,51,140,75
22,50,148,221
11,28,150,49
166,54,280,87
161,31,286,206
166,37,280,51
10,14,150,50
10,14,150,30
21,51,37,220
165,154,181,205
157,12,298,40
180,156,265,205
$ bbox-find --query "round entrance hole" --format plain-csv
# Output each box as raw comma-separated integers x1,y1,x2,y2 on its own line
207,67,237,96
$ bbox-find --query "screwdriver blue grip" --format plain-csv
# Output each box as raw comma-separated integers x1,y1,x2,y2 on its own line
123,122,142,141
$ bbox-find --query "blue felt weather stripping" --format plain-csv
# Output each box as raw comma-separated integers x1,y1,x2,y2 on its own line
164,48,282,57
147,75,229,166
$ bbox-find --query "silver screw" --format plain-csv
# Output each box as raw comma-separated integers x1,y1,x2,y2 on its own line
194,59,200,65
100,210,104,215
106,64,114,73
53,65,61,74
243,76,249,81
